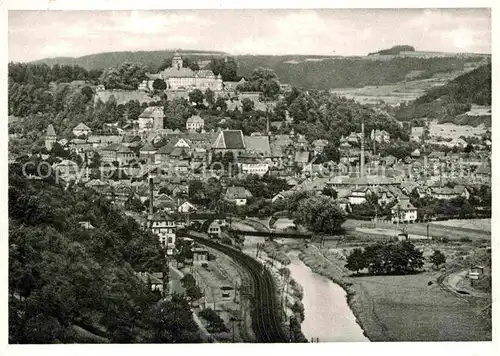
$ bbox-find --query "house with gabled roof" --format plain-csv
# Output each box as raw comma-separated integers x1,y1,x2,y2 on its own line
186,115,204,131
244,135,271,157
139,142,157,161
391,198,417,224
73,123,92,137
224,186,253,206
138,106,164,131
148,212,176,254
212,130,246,158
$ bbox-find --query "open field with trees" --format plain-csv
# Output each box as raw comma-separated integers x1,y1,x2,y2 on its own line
297,240,491,341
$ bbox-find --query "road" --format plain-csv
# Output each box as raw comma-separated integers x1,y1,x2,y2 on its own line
179,231,289,343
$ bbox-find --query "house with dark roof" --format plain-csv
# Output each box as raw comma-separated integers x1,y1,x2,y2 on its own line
212,130,246,158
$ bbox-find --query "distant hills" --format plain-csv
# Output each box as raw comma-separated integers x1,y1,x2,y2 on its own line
368,45,415,56
395,63,492,126
30,49,490,90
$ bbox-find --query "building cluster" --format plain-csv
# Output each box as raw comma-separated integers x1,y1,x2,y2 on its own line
138,52,223,92
40,97,491,255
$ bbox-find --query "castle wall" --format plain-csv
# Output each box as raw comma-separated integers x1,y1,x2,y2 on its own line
95,90,160,105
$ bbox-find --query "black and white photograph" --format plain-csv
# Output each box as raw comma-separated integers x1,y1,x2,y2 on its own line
3,1,496,351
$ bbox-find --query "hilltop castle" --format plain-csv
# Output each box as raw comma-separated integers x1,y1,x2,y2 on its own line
139,52,223,92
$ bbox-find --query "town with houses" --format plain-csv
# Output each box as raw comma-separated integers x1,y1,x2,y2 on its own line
7,10,493,346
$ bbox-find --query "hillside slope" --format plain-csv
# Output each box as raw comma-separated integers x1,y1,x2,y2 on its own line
8,164,199,343
395,63,491,124
30,50,488,89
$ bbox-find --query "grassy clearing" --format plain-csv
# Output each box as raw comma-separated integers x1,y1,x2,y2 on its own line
431,219,491,232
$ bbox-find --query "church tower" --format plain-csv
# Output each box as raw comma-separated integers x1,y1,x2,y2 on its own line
172,51,183,70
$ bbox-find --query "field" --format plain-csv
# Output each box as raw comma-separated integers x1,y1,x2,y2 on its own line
430,218,491,232
351,271,491,341
344,219,491,242
297,242,491,341
330,66,478,106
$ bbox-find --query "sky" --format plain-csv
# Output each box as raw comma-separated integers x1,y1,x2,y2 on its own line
8,8,491,62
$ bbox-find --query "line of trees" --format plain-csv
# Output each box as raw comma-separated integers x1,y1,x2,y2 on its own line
345,241,424,275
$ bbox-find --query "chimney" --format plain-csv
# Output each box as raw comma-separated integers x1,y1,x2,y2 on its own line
149,175,154,215
360,119,365,178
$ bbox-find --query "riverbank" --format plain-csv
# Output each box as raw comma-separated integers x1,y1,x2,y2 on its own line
298,243,492,341
287,252,367,342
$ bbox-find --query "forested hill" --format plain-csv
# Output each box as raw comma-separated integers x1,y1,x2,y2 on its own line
368,45,415,56
30,50,488,89
395,63,491,123
32,50,227,72
8,164,200,343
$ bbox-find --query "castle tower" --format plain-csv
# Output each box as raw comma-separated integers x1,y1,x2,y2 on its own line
45,124,57,151
172,51,183,70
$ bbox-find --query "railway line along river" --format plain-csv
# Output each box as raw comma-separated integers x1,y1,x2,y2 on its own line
287,252,368,342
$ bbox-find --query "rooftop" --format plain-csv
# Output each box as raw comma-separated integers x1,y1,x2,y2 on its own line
213,130,245,150
139,106,164,118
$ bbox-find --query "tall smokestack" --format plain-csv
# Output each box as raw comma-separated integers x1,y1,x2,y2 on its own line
360,119,365,178
149,175,154,215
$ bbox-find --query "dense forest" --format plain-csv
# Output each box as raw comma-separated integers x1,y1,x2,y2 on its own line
8,162,200,343
30,49,488,89
395,63,492,124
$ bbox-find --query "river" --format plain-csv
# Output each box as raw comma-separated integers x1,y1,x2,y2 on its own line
287,252,368,342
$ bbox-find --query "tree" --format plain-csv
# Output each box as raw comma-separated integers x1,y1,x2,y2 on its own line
50,142,70,159
345,248,366,274
321,185,338,199
204,88,215,108
89,152,101,169
125,196,145,212
199,308,228,333
145,295,200,343
429,250,446,268
188,180,206,205
241,98,255,113
81,86,94,102
318,143,340,163
152,78,167,91
188,89,204,107
293,196,346,234
99,62,147,90
215,96,227,111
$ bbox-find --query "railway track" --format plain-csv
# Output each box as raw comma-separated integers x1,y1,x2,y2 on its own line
179,232,288,343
